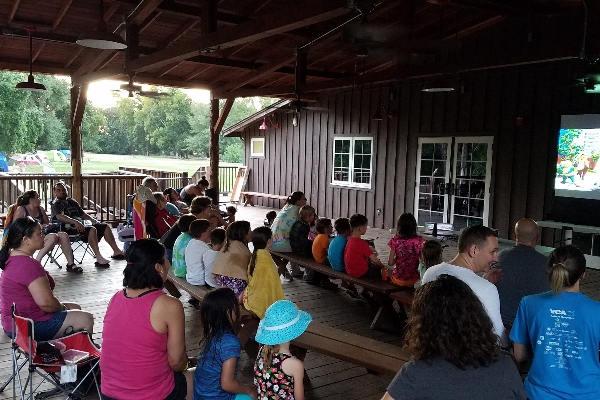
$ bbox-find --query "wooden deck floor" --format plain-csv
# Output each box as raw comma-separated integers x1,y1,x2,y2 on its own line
1,205,599,399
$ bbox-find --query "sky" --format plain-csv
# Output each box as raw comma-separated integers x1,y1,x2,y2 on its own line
87,79,211,108
56,76,211,108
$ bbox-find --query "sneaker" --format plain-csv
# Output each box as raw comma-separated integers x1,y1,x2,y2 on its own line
282,271,293,282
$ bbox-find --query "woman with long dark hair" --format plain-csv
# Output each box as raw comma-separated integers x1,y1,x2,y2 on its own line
0,217,93,340
510,245,600,400
10,190,77,271
387,213,424,287
101,239,194,400
382,274,525,400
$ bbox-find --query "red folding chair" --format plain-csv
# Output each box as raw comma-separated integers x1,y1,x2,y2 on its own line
0,304,101,400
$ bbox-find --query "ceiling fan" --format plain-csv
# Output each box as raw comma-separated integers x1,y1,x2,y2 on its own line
570,57,600,93
113,75,171,99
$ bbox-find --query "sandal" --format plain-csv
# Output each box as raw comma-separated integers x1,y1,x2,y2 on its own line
95,261,110,268
66,264,83,274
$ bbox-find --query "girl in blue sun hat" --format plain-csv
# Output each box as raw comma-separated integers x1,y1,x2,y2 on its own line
254,300,312,400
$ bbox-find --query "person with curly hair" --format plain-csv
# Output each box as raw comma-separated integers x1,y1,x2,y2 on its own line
382,274,525,400
510,245,600,400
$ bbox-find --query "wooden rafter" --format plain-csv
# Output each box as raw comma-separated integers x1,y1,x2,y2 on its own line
156,61,182,77
53,0,74,30
157,19,198,50
7,0,20,25
32,42,45,63
128,0,349,73
64,47,84,68
139,11,162,33
185,65,212,81
214,98,234,135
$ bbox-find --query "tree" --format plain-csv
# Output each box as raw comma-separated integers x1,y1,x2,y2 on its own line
558,129,584,162
135,88,192,156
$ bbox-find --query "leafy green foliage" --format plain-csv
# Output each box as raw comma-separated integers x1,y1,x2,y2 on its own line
558,129,584,162
0,71,269,163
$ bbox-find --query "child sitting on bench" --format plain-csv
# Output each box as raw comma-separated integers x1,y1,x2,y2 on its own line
344,213,386,279
290,206,336,290
327,218,360,298
203,228,225,289
170,214,197,278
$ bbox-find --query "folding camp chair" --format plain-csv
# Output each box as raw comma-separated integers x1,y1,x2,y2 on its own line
0,304,101,400
44,224,95,269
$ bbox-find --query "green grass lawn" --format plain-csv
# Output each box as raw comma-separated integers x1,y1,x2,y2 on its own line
21,152,241,176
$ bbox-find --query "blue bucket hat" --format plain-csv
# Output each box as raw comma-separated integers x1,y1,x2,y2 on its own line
255,300,312,345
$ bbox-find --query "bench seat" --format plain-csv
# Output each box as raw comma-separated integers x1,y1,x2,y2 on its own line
292,321,409,376
240,191,287,207
270,250,404,330
389,289,415,307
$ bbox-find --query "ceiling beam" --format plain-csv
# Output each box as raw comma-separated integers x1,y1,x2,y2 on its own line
157,19,198,49
7,0,20,25
212,44,581,98
128,0,349,73
32,42,45,63
52,0,74,30
128,0,165,25
0,61,68,76
214,98,234,135
64,47,84,68
117,0,246,24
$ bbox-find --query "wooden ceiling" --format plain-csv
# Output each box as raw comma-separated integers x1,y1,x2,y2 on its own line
0,0,587,99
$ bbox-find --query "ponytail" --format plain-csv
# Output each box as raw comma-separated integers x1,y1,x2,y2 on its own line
16,190,38,207
547,245,586,295
261,344,278,368
0,243,10,270
248,226,272,276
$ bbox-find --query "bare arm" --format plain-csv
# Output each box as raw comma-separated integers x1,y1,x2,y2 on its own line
28,276,63,313
387,249,396,267
221,357,257,398
151,295,188,371
369,254,385,268
381,392,395,400
13,206,26,220
281,357,305,400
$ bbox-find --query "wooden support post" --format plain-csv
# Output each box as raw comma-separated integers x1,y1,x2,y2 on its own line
70,84,88,203
209,97,220,199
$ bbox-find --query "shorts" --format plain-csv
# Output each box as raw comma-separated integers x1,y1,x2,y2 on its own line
360,264,382,279
214,275,247,297
66,223,108,243
5,311,67,341
103,371,187,400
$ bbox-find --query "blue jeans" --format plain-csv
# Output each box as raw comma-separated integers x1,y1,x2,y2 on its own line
5,310,67,341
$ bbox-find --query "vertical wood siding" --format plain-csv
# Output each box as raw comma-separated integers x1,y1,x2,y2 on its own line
243,59,600,239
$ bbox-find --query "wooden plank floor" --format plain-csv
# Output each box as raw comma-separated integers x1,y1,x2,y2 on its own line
1,205,599,399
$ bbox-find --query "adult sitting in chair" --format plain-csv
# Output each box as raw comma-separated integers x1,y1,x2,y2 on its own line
190,196,225,230
10,190,77,272
180,177,209,205
0,217,94,340
51,182,125,268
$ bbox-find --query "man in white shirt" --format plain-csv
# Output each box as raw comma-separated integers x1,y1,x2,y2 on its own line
422,225,504,339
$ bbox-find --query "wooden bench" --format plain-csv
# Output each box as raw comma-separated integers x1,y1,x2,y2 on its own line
389,289,415,307
240,191,287,207
291,321,409,377
270,250,404,330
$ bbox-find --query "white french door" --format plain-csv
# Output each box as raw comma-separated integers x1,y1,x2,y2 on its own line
414,136,493,230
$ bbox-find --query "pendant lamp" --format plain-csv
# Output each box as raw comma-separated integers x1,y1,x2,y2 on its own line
15,26,46,91
77,0,127,50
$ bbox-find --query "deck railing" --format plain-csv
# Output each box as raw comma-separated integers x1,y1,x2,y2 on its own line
122,165,240,194
0,172,147,224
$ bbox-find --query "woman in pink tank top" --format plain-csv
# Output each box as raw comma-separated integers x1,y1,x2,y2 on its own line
101,239,195,400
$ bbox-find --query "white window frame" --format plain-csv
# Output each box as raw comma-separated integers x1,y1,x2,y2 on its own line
250,138,265,157
331,137,373,189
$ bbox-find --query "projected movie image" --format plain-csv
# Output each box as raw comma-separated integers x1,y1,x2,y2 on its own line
556,128,600,200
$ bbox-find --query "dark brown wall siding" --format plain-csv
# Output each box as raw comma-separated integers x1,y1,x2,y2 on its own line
242,61,600,239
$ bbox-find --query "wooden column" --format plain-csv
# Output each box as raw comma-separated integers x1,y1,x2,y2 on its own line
69,83,88,203
203,0,219,197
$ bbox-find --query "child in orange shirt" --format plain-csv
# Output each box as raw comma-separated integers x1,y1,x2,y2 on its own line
312,218,333,265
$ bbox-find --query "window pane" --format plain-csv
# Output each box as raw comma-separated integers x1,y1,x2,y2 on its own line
251,139,264,155
471,162,486,178
434,143,448,160
433,161,446,177
356,140,371,154
335,139,350,153
472,143,488,161
421,143,434,159
420,160,433,176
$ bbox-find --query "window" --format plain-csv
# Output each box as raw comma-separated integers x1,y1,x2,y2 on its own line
250,138,265,157
332,137,373,188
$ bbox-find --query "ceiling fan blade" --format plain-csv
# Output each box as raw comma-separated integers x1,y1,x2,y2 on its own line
304,106,330,112
139,91,170,98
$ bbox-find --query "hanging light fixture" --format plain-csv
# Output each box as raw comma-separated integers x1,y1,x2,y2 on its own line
15,26,46,91
371,103,394,121
422,80,455,92
259,118,268,130
77,0,127,50
292,114,298,127
259,116,280,130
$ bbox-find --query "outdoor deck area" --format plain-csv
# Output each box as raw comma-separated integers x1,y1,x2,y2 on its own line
1,205,600,399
